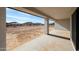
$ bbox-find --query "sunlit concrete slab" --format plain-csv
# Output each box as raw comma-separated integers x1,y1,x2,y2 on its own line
49,29,70,38
13,34,73,51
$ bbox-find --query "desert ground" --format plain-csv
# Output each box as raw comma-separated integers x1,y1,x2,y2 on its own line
6,25,53,50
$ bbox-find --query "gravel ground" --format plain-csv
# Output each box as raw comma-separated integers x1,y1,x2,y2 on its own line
6,26,53,50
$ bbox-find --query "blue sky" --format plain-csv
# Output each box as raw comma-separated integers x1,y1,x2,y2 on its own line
6,8,54,24
6,8,44,24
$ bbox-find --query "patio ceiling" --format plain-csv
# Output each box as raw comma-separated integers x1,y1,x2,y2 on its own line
10,7,77,20
35,7,76,20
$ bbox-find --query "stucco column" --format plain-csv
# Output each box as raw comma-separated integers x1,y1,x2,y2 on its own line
0,8,6,51
44,17,49,34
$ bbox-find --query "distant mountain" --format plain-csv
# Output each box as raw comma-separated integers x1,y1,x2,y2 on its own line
6,22,44,27
23,22,44,25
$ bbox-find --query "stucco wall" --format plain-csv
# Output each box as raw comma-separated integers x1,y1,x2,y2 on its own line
55,18,70,31
0,8,6,51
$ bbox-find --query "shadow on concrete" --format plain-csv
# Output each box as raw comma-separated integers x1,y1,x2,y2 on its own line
48,34,70,40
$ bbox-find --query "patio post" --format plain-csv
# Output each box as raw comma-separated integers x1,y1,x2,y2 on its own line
0,7,6,51
44,17,49,35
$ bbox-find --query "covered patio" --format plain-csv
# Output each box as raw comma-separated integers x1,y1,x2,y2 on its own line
0,7,77,51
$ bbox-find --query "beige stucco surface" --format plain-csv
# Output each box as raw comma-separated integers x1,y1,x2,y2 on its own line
0,8,6,51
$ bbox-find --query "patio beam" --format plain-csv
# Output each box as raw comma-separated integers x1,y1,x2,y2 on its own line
9,7,46,18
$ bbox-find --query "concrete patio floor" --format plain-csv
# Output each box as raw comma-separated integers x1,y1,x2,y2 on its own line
13,34,74,51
